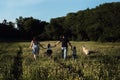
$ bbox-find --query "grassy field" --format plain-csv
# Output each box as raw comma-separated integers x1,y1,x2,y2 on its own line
0,41,120,80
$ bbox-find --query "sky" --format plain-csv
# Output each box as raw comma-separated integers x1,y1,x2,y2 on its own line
0,0,119,22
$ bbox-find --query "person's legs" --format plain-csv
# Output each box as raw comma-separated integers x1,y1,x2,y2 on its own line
62,50,64,58
63,47,67,60
32,48,37,60
61,47,64,58
61,47,68,60
36,47,39,58
33,54,37,60
73,54,76,60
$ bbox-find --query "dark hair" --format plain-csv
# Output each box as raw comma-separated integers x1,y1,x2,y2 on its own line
48,43,51,48
33,37,36,40
73,46,76,49
33,37,39,43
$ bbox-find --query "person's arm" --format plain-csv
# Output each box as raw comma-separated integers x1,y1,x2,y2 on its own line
39,43,45,49
29,40,33,48
51,45,56,48
55,41,61,46
68,41,72,49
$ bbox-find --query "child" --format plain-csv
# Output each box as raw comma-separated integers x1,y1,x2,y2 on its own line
72,46,77,60
45,43,55,57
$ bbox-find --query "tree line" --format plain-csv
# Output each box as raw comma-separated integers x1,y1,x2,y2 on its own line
0,2,120,42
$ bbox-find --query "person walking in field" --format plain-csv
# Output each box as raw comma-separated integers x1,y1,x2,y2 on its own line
55,35,72,60
29,37,44,60
44,43,56,58
72,46,77,60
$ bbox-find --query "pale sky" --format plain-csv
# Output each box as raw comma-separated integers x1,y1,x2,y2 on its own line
0,0,119,22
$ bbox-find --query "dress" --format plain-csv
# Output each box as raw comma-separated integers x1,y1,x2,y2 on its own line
32,41,39,54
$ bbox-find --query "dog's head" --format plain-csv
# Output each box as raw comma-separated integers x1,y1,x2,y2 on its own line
82,46,86,50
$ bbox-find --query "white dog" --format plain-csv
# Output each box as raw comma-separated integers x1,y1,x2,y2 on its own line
82,46,97,55
82,46,89,55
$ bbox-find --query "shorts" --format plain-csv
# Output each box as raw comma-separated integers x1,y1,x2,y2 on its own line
32,47,39,54
47,50,52,56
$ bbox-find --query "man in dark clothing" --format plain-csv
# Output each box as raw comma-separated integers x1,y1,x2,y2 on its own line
55,35,72,60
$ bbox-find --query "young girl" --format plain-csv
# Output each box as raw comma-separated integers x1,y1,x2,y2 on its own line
45,43,56,57
72,46,77,60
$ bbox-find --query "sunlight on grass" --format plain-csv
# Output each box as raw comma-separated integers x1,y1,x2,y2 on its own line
0,41,120,80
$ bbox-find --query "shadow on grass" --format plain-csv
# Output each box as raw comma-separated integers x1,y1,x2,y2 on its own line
88,54,120,63
10,46,23,80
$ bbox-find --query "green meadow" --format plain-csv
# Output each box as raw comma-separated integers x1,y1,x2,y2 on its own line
0,41,120,80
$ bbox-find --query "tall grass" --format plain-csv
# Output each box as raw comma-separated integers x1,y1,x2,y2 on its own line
0,41,120,80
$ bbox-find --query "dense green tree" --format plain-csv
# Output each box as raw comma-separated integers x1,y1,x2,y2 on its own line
0,2,120,42
16,17,48,40
50,2,120,42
